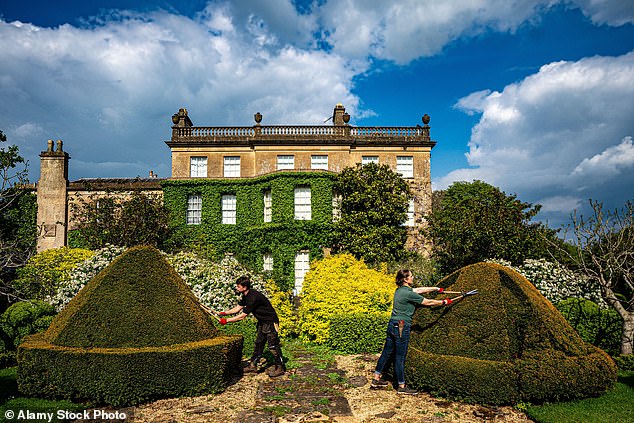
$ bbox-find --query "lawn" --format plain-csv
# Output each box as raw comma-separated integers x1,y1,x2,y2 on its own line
525,371,634,423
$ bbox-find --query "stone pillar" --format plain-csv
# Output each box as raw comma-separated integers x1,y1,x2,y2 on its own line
36,140,69,252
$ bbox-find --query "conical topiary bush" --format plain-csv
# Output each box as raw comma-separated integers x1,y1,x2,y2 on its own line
17,246,242,406
406,262,616,404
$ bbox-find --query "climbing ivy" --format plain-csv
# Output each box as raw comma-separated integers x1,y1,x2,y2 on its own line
162,172,335,290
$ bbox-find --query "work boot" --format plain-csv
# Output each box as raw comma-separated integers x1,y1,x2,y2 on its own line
243,362,258,373
267,364,285,378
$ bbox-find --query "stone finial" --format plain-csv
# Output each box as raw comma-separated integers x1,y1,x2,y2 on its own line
254,112,262,125
56,140,63,152
422,114,430,126
172,108,193,127
47,139,54,152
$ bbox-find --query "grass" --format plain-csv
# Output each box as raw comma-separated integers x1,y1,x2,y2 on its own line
524,371,634,423
0,367,88,423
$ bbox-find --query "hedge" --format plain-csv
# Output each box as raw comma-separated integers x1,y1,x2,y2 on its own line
406,262,617,404
18,333,242,406
18,246,243,405
327,312,390,354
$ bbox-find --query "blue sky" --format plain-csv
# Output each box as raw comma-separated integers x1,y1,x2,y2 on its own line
1,0,633,228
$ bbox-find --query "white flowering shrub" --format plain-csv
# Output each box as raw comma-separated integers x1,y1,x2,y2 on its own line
48,248,267,314
485,258,604,306
165,252,267,312
46,245,126,311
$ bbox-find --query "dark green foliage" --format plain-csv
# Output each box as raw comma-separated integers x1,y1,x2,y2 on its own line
557,298,622,356
17,246,243,405
614,354,634,371
333,163,411,264
219,317,257,357
18,333,242,406
426,180,555,274
407,262,617,404
162,172,335,290
326,312,389,353
0,300,55,350
0,191,37,283
69,191,170,250
44,246,217,348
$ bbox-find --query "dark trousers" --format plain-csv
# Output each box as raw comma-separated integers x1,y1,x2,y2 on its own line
251,321,284,367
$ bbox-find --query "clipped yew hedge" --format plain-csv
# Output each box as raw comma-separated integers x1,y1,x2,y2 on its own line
18,246,242,406
406,262,617,404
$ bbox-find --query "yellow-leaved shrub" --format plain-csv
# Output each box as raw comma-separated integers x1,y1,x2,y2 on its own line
298,254,393,344
266,280,298,338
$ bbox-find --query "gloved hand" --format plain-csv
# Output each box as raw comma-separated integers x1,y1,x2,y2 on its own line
437,287,445,293
218,311,227,316
442,298,453,306
219,318,227,325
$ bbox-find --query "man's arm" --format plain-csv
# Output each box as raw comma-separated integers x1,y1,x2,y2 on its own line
225,312,248,323
220,305,244,315
413,287,443,294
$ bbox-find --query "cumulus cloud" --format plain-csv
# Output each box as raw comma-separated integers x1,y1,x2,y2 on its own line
442,51,634,223
313,0,633,64
0,2,359,180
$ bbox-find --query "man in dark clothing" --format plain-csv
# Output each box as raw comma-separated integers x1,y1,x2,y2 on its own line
218,276,285,377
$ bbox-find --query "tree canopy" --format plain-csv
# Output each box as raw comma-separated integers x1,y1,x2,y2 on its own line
425,180,554,274
332,162,411,264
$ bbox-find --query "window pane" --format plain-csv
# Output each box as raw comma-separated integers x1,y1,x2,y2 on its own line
294,187,311,220
311,155,328,170
187,195,202,225
405,199,415,227
362,156,379,165
294,251,310,295
263,253,273,272
222,194,236,224
277,155,294,170
223,156,241,177
263,190,272,223
396,156,413,178
190,157,207,178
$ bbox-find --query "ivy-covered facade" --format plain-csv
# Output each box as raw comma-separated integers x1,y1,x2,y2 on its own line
162,172,335,292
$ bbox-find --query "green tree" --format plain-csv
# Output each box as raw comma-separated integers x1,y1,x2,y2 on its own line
69,190,170,249
426,180,553,274
0,131,36,300
332,163,411,264
546,200,633,355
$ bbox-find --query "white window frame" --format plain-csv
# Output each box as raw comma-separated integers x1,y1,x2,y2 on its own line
362,156,379,165
263,253,273,272
405,199,415,227
277,155,294,170
294,250,310,295
222,194,237,225
190,157,207,178
223,156,241,178
396,156,414,178
332,192,342,222
187,194,202,225
294,187,311,220
311,155,328,170
263,190,272,223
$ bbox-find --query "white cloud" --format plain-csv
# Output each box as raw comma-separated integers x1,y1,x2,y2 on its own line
570,0,634,26
0,5,358,180
444,51,634,225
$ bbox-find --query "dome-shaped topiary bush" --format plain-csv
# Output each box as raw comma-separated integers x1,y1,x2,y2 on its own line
406,262,617,404
17,246,242,406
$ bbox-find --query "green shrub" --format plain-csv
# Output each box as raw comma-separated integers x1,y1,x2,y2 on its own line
407,262,617,404
327,312,390,353
218,317,257,357
13,247,93,300
556,298,622,356
298,254,393,344
18,333,242,406
18,246,243,405
614,354,634,371
0,300,56,349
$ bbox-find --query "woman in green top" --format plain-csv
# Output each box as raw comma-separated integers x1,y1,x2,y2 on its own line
371,269,451,395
